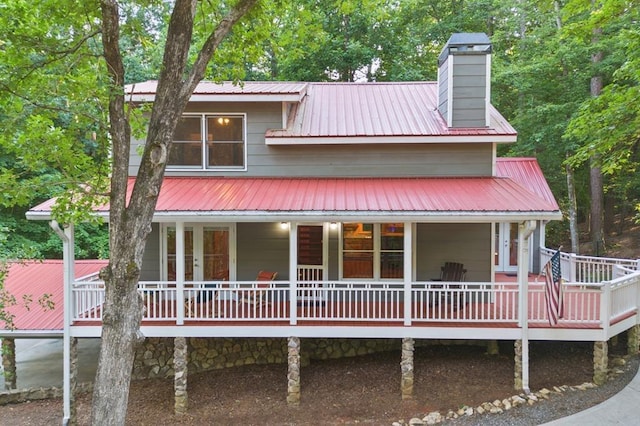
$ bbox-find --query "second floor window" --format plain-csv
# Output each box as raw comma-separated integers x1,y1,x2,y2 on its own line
168,114,246,170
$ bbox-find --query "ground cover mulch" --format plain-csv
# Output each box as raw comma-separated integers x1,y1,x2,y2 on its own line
0,340,637,425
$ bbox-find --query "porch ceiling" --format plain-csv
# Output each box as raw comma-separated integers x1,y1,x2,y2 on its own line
28,176,561,222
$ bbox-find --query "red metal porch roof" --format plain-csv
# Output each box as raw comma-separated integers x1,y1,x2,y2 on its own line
1,260,106,333
68,176,559,218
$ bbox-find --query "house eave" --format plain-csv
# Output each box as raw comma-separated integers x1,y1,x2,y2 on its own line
130,93,306,103
264,135,518,145
26,210,562,223
0,329,63,338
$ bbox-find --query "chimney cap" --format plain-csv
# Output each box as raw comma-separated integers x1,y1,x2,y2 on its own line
438,33,492,65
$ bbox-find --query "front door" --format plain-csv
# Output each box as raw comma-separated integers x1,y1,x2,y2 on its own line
495,222,518,273
297,224,328,301
165,224,232,281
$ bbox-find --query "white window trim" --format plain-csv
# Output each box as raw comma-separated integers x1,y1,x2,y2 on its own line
167,112,248,172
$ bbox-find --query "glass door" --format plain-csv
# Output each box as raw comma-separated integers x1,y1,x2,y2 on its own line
495,223,518,273
165,224,232,281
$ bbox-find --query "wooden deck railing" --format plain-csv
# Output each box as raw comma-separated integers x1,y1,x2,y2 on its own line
541,247,640,283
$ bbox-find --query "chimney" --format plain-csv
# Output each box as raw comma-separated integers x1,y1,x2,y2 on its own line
437,33,492,128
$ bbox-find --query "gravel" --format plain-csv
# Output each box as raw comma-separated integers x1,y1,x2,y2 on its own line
442,355,639,425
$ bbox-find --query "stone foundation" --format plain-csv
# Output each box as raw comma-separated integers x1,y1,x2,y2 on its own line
401,338,414,400
287,337,301,405
513,340,522,390
628,325,640,355
174,337,188,415
593,340,608,385
1,338,16,390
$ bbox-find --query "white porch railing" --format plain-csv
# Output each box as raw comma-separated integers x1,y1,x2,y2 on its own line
541,247,640,283
71,272,640,328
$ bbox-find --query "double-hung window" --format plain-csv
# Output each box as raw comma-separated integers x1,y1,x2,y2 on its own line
168,113,246,170
341,223,404,280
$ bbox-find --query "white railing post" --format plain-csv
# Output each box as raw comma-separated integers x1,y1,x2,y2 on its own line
569,253,578,283
600,281,611,336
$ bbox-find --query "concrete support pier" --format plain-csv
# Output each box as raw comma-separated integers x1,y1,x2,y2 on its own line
400,337,414,400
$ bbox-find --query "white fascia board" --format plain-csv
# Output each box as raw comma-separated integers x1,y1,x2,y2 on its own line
130,93,305,103
148,210,563,223
28,210,561,223
0,329,64,338
265,135,517,145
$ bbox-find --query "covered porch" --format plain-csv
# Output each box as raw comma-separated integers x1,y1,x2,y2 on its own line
71,250,640,343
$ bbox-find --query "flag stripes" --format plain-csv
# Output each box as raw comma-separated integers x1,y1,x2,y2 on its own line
544,250,564,326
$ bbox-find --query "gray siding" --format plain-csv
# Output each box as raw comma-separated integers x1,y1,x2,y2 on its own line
449,55,488,128
140,223,161,281
129,102,494,178
415,223,491,282
237,222,290,280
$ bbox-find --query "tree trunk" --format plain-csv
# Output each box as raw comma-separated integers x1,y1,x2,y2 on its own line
590,24,605,256
91,1,258,423
566,162,579,254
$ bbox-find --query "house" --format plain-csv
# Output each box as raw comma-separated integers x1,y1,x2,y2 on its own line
24,33,640,421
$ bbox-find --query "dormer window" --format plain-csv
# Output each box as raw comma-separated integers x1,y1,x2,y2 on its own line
168,113,246,170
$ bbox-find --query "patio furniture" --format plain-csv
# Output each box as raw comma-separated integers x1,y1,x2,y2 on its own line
240,270,278,305
440,262,467,281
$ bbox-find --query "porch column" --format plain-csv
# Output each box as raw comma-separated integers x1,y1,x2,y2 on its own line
628,324,640,355
289,223,298,326
1,337,16,390
593,340,608,385
176,222,185,326
287,336,301,405
400,337,414,400
517,221,536,393
174,336,188,415
514,339,522,390
69,337,78,425
403,222,413,326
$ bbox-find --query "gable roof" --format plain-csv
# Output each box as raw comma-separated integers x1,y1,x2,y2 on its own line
126,80,517,143
0,260,107,336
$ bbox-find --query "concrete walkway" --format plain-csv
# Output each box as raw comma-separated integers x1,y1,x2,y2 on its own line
541,366,640,425
1,338,100,389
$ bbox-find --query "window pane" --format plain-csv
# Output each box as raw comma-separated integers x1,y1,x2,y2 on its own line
208,116,243,141
381,223,404,250
207,116,244,167
207,142,244,167
381,252,403,279
168,142,202,166
343,223,373,250
343,252,373,278
174,117,201,141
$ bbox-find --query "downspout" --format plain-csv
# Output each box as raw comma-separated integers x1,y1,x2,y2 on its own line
50,220,75,426
518,220,536,395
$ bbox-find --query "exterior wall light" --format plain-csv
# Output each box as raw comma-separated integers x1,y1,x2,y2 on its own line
330,222,338,230
280,222,289,230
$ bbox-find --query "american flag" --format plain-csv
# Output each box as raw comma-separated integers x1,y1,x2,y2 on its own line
544,250,564,326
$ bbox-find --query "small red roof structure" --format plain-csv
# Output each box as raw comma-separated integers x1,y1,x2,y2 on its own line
1,260,107,335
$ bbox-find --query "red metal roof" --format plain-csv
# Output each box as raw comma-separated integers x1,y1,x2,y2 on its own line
1,260,106,333
496,158,559,210
126,80,308,101
99,176,557,215
266,82,516,140
28,177,559,218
